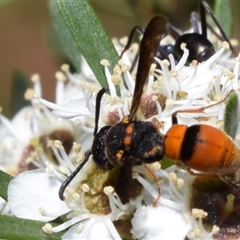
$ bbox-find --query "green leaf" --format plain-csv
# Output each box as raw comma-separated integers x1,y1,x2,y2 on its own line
0,215,62,240
224,91,239,139
161,157,175,170
0,169,13,201
57,0,119,87
10,71,30,117
213,0,232,37
48,1,82,72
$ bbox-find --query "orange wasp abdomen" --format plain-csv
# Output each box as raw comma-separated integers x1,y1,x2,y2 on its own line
164,124,240,174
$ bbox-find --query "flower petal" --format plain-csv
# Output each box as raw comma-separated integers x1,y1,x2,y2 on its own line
131,205,192,240
62,218,120,240
8,169,70,221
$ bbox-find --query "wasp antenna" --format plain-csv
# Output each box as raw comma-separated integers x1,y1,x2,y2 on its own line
120,25,144,59
200,0,207,38
59,152,91,200
202,0,237,57
94,87,109,136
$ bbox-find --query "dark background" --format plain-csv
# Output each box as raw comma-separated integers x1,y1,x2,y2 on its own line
1,0,239,117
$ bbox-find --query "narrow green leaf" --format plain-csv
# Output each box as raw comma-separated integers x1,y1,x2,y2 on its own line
224,91,239,139
213,0,232,37
10,71,30,118
0,169,13,201
48,1,81,72
57,0,119,87
0,215,62,240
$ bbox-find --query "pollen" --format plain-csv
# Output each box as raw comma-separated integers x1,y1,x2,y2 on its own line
165,98,174,106
72,192,80,201
176,178,184,188
45,164,54,174
59,166,70,175
24,88,35,100
119,36,128,46
169,70,178,77
121,64,130,72
230,38,238,46
162,59,170,67
73,142,81,153
80,80,86,89
100,59,110,66
113,64,122,75
61,64,70,72
131,42,139,54
212,225,220,234
42,223,53,234
236,56,240,62
104,186,114,196
191,208,208,218
190,60,198,66
31,73,40,83
150,162,161,171
87,83,98,93
149,63,156,75
168,172,177,182
47,139,54,147
55,71,67,82
118,59,124,66
76,152,84,163
82,184,90,192
132,171,139,179
192,227,201,237
32,92,39,99
112,74,121,85
221,41,230,49
151,95,158,101
180,42,186,50
54,140,63,149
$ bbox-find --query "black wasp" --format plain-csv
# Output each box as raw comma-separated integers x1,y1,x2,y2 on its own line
59,15,168,204
121,0,236,67
167,0,237,63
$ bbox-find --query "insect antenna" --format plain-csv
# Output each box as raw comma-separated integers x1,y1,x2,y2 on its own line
202,0,237,57
93,87,109,136
59,152,91,200
59,87,108,200
200,0,207,37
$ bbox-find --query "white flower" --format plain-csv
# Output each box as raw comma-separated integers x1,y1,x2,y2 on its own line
7,146,129,239
8,169,69,221
5,30,240,240
131,205,192,239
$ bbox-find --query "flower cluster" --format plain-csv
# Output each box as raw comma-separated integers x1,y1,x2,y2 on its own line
2,22,240,240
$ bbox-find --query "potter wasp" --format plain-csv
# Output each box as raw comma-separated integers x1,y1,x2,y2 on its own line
59,15,168,204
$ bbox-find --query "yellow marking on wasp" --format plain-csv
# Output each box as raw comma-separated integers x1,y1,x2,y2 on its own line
116,150,124,162
122,116,130,124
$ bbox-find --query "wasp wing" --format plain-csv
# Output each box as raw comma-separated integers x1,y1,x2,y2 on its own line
130,15,168,119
